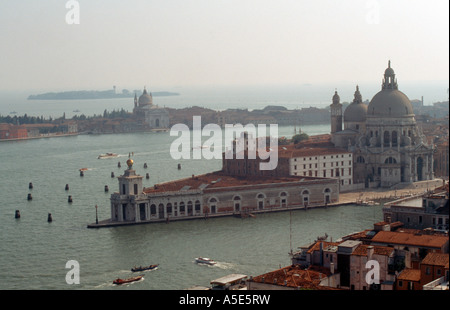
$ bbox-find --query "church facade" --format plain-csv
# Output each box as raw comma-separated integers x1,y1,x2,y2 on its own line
133,88,169,129
331,62,434,188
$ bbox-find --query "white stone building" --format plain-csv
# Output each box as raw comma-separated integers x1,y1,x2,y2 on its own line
133,88,169,129
331,61,435,188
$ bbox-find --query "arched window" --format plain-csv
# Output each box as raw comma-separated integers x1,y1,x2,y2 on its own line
302,190,310,207
195,200,201,213
356,156,365,163
233,195,241,212
150,204,157,216
256,193,265,210
324,188,331,204
384,131,390,146
208,197,218,214
392,131,398,146
187,201,193,215
158,203,165,219
179,202,185,214
280,192,288,207
166,203,172,216
384,157,397,164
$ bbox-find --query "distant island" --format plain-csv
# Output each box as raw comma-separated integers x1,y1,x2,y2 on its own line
28,88,179,100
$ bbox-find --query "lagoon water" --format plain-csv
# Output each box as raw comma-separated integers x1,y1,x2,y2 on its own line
0,125,385,290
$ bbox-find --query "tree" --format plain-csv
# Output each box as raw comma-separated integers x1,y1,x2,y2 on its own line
292,133,309,144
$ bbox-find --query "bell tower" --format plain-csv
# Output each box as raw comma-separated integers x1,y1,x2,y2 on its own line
330,89,343,134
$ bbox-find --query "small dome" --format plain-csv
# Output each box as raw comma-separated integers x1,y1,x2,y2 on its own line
344,85,367,122
385,67,395,76
368,89,413,117
138,88,153,106
332,90,340,104
344,102,367,122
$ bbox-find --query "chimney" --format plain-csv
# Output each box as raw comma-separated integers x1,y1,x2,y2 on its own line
319,242,324,266
367,246,374,261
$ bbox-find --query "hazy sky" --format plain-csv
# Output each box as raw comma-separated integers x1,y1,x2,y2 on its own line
0,0,448,91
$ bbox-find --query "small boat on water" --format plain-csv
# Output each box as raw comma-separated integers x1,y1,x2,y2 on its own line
195,257,216,265
98,153,119,159
113,275,143,285
131,264,159,272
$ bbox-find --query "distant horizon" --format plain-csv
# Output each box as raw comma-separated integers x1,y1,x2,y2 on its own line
1,79,448,94
0,1,448,92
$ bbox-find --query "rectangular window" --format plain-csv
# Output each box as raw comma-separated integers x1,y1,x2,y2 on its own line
134,184,138,195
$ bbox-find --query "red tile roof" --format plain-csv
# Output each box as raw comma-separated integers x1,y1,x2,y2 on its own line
306,241,340,254
352,244,394,257
371,231,449,249
250,265,339,290
278,144,351,159
397,269,421,282
421,253,449,268
143,170,328,194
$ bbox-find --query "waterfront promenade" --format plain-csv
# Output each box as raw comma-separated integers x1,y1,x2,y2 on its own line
339,178,445,204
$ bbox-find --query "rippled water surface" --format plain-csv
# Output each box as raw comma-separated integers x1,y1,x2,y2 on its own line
0,126,383,290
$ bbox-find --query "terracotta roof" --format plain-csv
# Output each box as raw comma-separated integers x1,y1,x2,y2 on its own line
371,231,449,249
397,269,421,282
306,241,340,254
143,170,327,194
352,244,394,257
421,253,449,268
278,144,351,159
250,265,339,290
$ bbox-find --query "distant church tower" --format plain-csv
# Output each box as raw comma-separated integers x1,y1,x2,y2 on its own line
330,90,343,134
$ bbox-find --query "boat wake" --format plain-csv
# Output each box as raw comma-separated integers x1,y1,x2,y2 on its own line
194,260,235,270
214,261,236,270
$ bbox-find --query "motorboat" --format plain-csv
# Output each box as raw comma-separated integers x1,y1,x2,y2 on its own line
195,257,216,265
131,264,159,272
98,153,119,159
113,275,143,285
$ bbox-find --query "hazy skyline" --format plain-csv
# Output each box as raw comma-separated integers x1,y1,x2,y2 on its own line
0,0,448,92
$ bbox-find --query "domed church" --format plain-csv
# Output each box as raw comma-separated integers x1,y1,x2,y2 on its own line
331,61,434,188
132,87,169,129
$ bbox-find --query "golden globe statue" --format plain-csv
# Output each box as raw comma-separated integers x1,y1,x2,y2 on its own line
126,159,134,169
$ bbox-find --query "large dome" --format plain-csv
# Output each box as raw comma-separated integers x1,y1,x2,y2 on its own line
138,88,153,106
368,89,413,117
367,61,414,118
